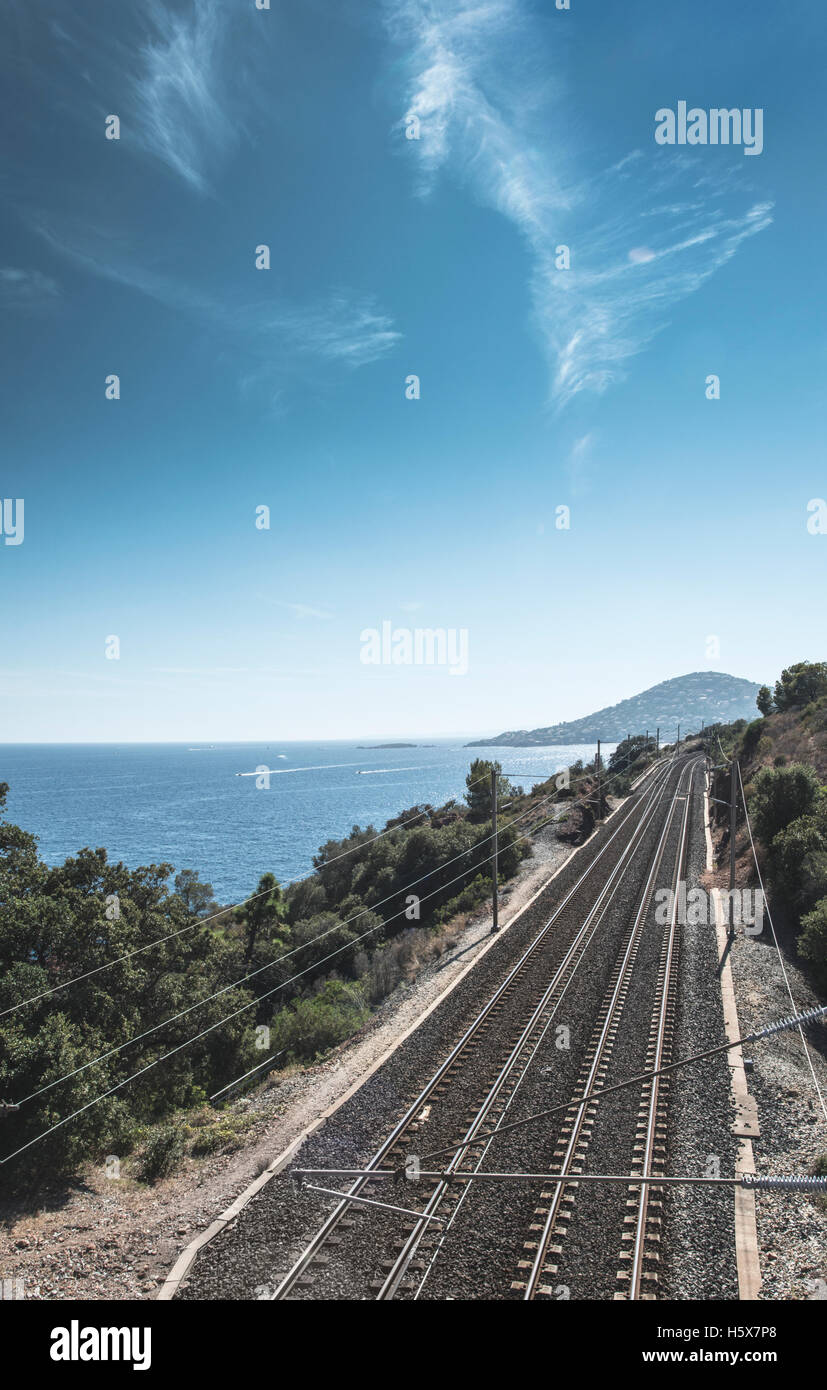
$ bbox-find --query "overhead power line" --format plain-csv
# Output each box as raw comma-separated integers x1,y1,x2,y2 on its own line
2,790,609,1165
419,1002,827,1165
4,743,657,1020
12,783,567,1109
0,763,523,1020
1,746,669,1163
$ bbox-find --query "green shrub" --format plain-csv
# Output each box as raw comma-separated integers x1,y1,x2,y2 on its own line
774,662,827,712
183,1106,252,1156
464,760,516,820
136,1121,186,1183
433,873,489,925
367,946,403,1004
802,697,827,733
757,686,774,716
793,849,827,917
751,764,821,845
799,897,827,989
813,1153,827,1212
270,979,368,1061
190,1123,246,1157
185,1104,214,1129
770,817,827,909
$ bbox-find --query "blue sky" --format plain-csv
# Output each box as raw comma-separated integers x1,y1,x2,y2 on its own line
1,0,825,741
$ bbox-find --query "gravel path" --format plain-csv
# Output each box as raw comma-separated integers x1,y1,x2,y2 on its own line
725,908,827,1301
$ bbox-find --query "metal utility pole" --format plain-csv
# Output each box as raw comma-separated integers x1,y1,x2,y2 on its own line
491,766,499,933
729,758,738,940
596,739,602,820
677,722,681,748
656,726,660,754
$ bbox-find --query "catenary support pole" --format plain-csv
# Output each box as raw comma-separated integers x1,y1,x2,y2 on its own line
490,766,499,933
730,757,739,940
596,739,601,820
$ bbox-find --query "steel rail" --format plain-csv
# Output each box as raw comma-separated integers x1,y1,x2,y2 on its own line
522,759,697,1299
374,762,681,1298
623,758,697,1300
375,761,688,1300
269,756,675,1299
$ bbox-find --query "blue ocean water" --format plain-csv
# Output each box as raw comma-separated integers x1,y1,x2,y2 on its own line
0,741,613,904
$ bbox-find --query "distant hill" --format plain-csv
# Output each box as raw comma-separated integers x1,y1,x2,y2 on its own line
467,672,763,747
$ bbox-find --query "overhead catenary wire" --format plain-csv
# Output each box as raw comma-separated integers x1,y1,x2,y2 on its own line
11,760,674,1182
12,781,568,1109
2,747,669,1164
578,738,663,807
208,1050,287,1102
292,1168,827,1193
418,1001,827,1165
3,743,649,1020
302,1185,445,1223
0,772,492,1019
2,788,611,1161
9,741,660,1107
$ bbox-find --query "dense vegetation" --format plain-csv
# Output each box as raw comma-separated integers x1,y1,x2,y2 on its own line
0,763,534,1185
706,660,827,989
606,735,658,795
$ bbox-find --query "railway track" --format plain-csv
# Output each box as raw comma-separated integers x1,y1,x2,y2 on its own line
271,753,693,1301
514,758,699,1300
371,762,687,1301
615,762,694,1299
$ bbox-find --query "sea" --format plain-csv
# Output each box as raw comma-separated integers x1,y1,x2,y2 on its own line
0,740,614,904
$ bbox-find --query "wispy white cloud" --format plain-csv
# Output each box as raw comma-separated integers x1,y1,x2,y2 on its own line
131,0,236,194
31,217,212,312
10,4,400,386
386,0,773,406
150,667,252,676
275,602,335,621
537,187,772,406
266,294,402,367
0,266,60,310
3,3,240,197
566,432,594,496
30,215,400,382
